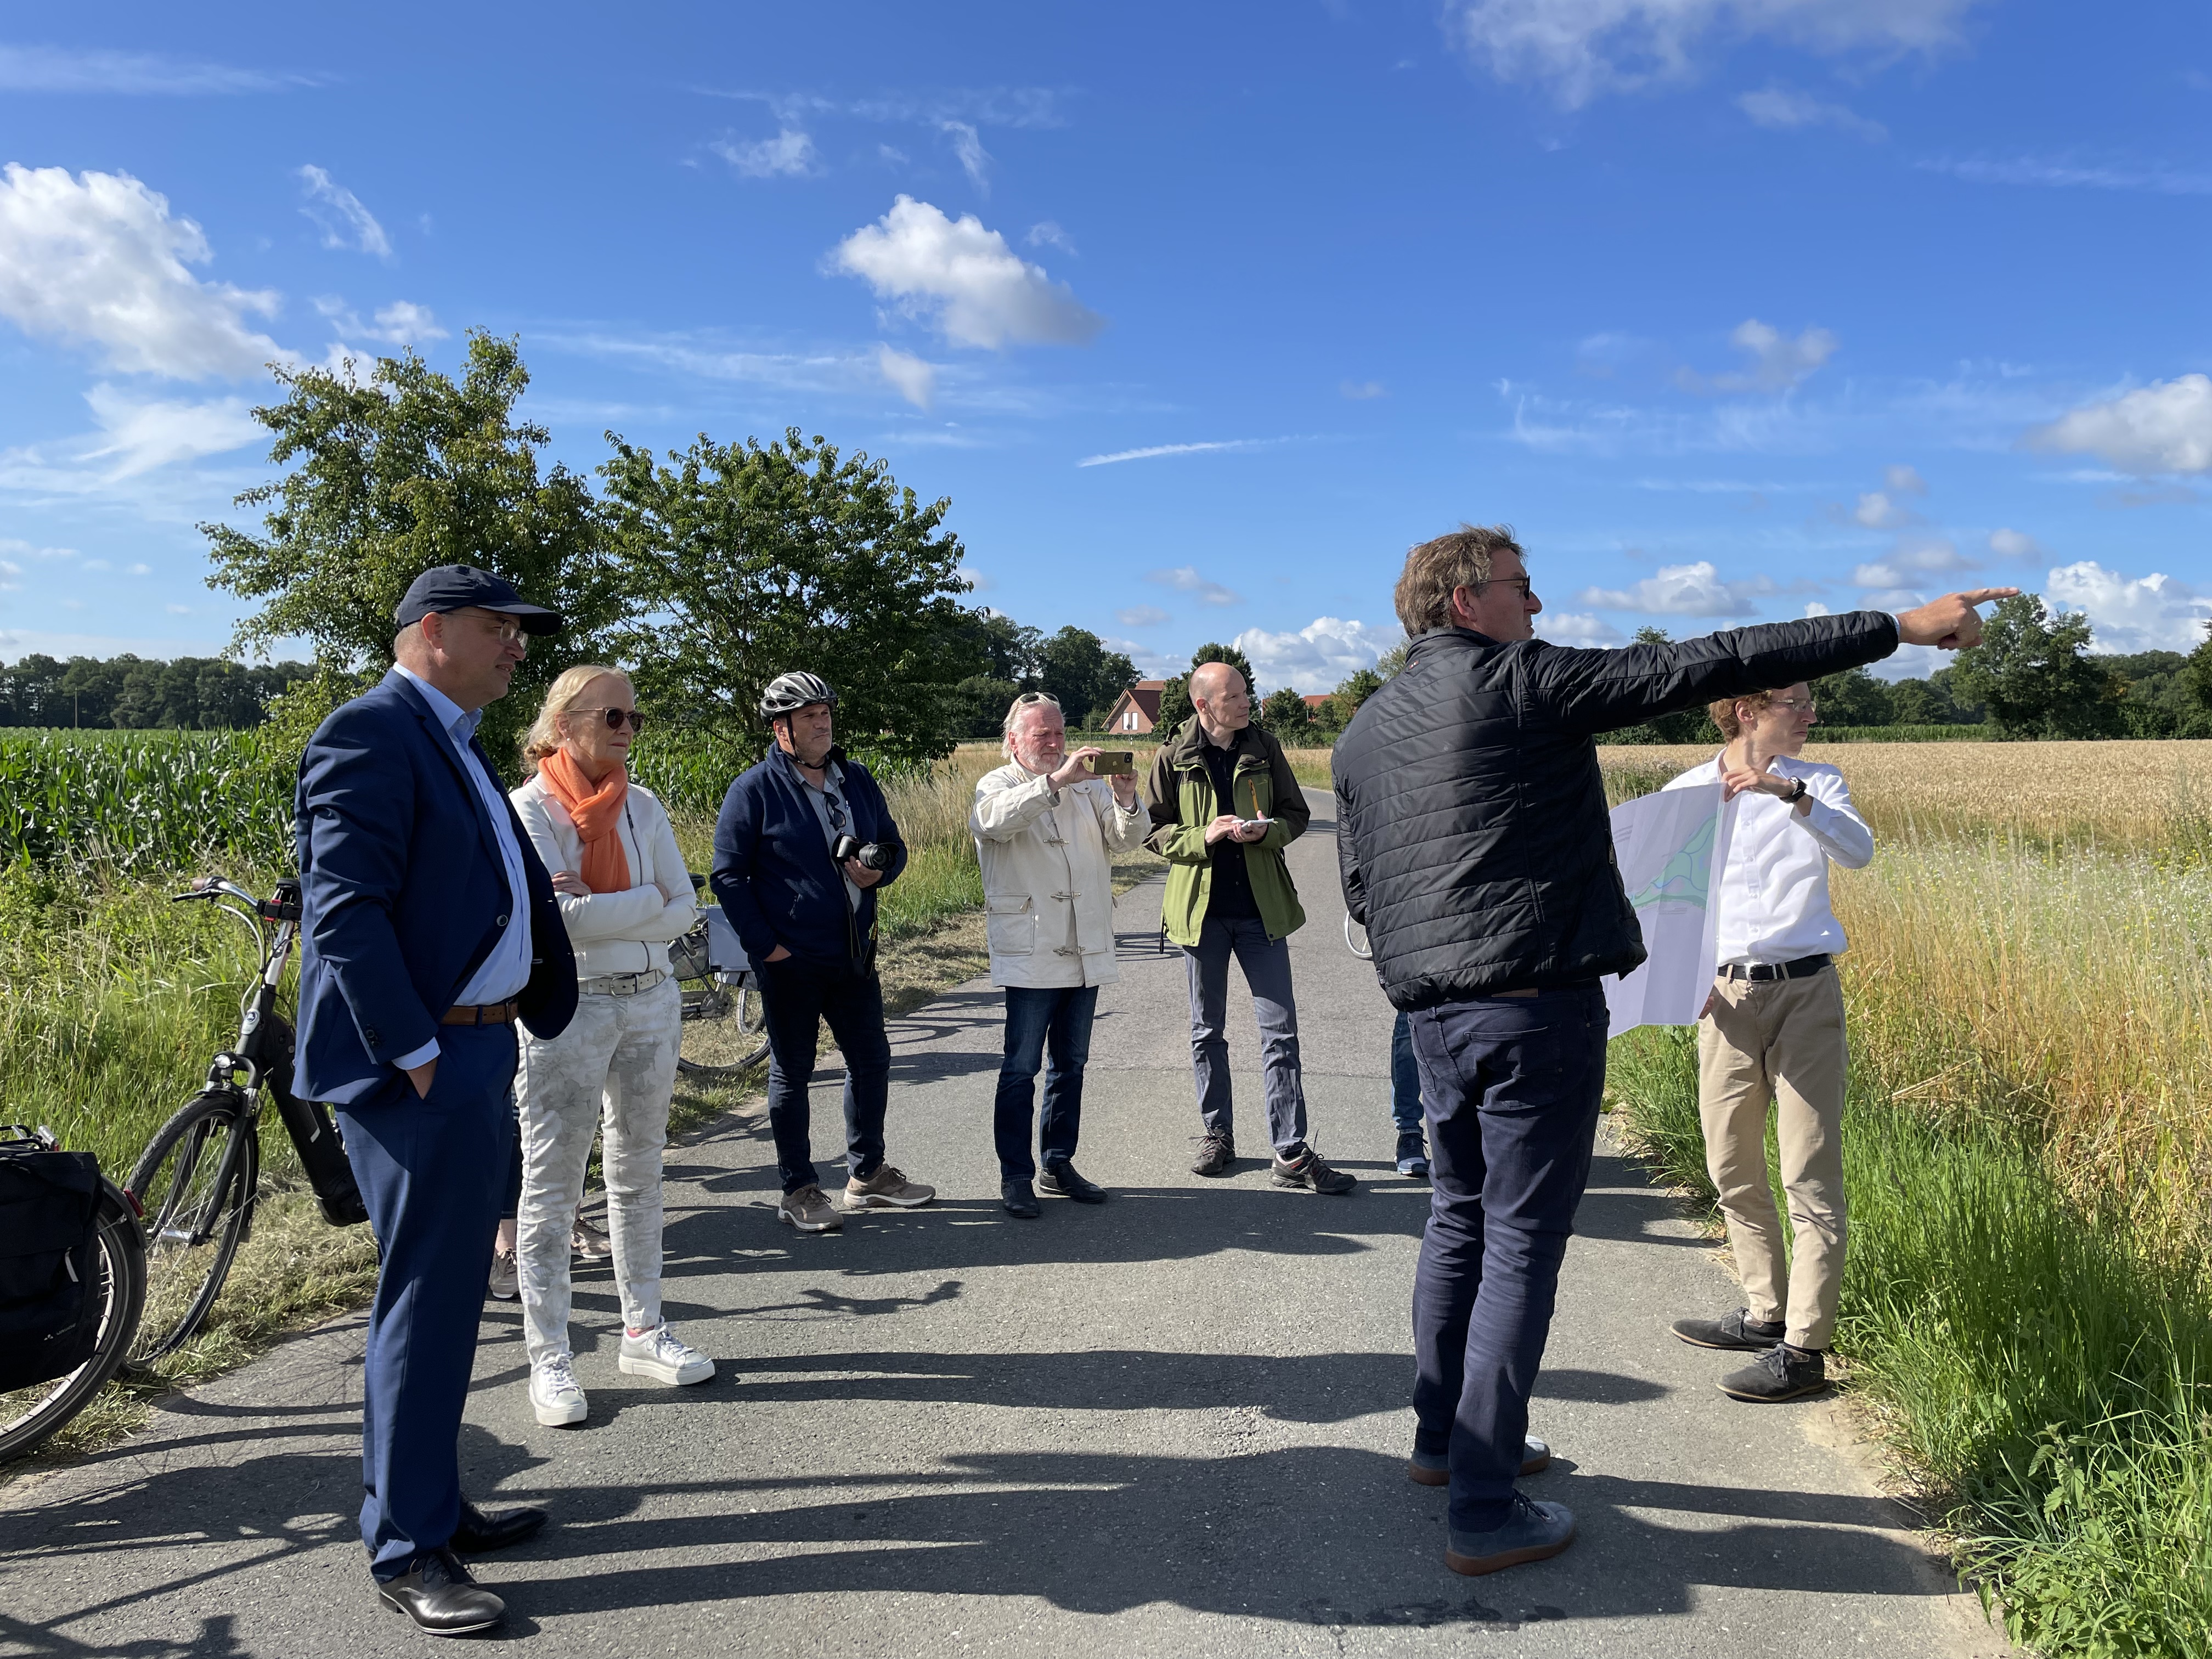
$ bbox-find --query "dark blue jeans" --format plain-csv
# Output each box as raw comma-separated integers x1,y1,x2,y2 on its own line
1184,914,1307,1152
1390,1009,1424,1136
756,956,891,1194
992,984,1099,1180
1407,984,1610,1533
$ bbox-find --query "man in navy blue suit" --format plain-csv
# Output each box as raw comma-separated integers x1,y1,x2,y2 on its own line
295,565,578,1635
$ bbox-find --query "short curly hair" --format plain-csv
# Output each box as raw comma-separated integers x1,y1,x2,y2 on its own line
1709,689,1780,741
1394,524,1527,635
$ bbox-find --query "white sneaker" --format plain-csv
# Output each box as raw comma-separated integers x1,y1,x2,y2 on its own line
529,1355,588,1426
618,1323,715,1386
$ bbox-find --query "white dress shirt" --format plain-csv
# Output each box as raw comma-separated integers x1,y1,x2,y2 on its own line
1660,751,1874,967
392,664,534,1070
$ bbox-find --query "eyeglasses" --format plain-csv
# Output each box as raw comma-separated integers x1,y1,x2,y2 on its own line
576,707,646,732
1769,698,1818,714
825,793,849,832
465,612,526,644
1476,577,1534,600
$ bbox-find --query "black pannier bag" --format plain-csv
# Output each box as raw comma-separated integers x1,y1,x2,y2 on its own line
0,1145,104,1392
263,1018,368,1228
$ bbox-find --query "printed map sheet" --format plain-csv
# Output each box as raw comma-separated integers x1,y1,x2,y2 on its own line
1605,781,1730,1039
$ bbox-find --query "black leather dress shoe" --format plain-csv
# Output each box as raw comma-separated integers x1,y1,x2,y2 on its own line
377,1548,505,1635
1002,1178,1041,1218
1039,1162,1107,1204
451,1500,548,1554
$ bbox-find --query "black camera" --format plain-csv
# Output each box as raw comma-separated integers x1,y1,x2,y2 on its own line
832,834,891,871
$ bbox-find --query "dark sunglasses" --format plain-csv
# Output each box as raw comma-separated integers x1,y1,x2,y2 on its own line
575,707,647,732
825,792,849,832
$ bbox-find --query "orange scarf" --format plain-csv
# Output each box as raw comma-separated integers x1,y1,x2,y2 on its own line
538,748,633,894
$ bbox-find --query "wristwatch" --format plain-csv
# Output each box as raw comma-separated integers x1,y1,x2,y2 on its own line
1783,777,1808,804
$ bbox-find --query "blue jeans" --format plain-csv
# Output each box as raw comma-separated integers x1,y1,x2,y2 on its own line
1406,984,1610,1533
1184,914,1307,1152
756,957,891,1194
992,984,1099,1180
1390,1009,1424,1136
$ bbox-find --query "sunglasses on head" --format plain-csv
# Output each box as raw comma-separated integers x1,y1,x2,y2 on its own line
575,707,646,732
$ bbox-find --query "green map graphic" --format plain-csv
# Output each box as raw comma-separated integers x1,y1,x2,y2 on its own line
1627,809,1717,911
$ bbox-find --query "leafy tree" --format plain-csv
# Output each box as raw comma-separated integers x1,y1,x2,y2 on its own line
1323,667,1385,730
1809,666,1894,727
1038,626,1137,724
1600,627,1719,744
204,332,618,763
601,426,975,770
1950,594,2125,739
1375,641,1410,679
2185,622,2212,719
939,610,1043,688
1259,686,1313,738
1156,642,1257,734
949,675,1024,742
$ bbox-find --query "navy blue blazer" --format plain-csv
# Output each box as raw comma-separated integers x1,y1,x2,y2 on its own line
710,745,907,971
293,670,578,1107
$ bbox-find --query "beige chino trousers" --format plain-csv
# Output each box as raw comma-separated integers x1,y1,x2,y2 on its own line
1696,965,1849,1352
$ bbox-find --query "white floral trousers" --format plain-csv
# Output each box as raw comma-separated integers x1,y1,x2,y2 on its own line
515,977,682,1366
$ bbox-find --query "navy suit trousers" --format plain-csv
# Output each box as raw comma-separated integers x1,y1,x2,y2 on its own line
336,1024,519,1581
1406,984,1609,1533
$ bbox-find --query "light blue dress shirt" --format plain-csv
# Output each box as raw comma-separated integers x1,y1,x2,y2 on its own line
392,665,535,1070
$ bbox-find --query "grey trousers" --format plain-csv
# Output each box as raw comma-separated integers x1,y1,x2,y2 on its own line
1184,913,1308,1152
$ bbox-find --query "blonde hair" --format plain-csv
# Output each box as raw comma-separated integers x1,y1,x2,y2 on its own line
1001,690,1062,758
521,664,632,773
1709,688,1779,741
1394,524,1526,635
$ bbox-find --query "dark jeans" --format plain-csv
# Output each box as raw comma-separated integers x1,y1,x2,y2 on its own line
1407,984,1609,1533
1389,1008,1424,1136
757,956,891,1194
993,984,1099,1180
1184,914,1307,1152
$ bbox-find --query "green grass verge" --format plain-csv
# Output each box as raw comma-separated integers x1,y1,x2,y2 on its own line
1606,1023,2212,1657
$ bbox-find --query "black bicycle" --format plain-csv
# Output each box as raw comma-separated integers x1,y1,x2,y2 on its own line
0,1126,147,1463
122,877,366,1371
670,873,768,1080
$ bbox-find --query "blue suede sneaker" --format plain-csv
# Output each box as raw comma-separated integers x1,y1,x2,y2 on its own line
1444,1493,1577,1576
1394,1131,1430,1177
1408,1437,1551,1485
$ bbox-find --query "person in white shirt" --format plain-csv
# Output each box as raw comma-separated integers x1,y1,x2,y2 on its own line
970,692,1148,1216
1660,681,1874,1404
508,665,713,1427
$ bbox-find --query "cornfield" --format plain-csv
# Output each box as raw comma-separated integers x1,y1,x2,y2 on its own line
1,731,294,873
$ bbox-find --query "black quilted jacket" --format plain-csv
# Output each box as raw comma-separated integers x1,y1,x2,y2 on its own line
1333,612,1899,1009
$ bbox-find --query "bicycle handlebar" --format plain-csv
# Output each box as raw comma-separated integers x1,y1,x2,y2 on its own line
171,876,302,922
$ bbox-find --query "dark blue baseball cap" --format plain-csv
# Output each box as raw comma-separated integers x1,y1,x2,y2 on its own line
394,565,563,635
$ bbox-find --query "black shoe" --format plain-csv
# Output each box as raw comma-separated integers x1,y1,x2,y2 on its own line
1394,1131,1430,1177
1190,1133,1235,1177
1001,1179,1041,1218
1671,1307,1787,1351
450,1500,547,1554
1719,1342,1829,1402
1272,1146,1356,1194
1039,1163,1107,1203
377,1548,505,1635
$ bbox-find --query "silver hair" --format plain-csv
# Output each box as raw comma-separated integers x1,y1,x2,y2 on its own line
1000,690,1063,758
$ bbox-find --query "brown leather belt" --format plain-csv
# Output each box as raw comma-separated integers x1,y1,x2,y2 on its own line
441,1000,520,1026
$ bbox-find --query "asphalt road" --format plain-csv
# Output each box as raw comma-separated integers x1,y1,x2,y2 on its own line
0,810,2010,1658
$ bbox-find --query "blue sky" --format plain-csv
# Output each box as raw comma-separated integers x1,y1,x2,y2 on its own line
1,1,2207,689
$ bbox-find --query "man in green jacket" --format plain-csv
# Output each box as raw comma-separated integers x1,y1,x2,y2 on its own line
1143,661,1355,1194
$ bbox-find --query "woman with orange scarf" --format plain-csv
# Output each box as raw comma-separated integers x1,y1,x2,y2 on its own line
509,665,710,1429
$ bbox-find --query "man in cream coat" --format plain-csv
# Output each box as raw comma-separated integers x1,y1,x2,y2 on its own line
971,692,1148,1217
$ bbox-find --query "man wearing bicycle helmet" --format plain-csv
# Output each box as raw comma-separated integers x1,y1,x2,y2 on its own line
709,672,934,1232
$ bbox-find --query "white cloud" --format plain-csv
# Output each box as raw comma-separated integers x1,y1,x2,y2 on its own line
0,164,284,379
165,603,191,614
955,565,992,591
2026,375,2212,475
831,196,1103,349
943,122,991,191
1025,221,1076,255
1849,537,1974,588
1852,489,1919,528
1803,600,1833,616
1682,318,1839,394
76,385,264,477
1737,84,1886,139
1079,438,1298,467
1883,463,1927,494
127,563,150,575
313,296,447,346
1536,611,1627,647
1920,155,2212,196
2047,560,2212,653
874,342,937,408
1447,0,1982,108
1987,527,2043,560
1146,566,1243,607
1116,605,1172,628
0,44,312,94
713,129,819,178
1340,379,1388,399
0,537,78,561
297,165,391,258
1578,560,1779,616
1233,617,1403,692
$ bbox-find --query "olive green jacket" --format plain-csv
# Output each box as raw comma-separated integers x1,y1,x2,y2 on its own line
1142,718,1310,947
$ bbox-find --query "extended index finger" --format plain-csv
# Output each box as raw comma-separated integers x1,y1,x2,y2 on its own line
1953,587,2021,605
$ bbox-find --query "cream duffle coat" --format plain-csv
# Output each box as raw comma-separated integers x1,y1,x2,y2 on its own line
969,761,1148,989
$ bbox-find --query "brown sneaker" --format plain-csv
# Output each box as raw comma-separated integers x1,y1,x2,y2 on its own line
778,1184,843,1232
843,1164,936,1210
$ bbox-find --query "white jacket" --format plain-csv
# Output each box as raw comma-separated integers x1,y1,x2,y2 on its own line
970,761,1148,989
510,772,697,980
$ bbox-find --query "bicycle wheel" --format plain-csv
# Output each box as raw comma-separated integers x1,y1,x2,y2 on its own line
124,1091,258,1369
0,1183,147,1463
676,968,769,1079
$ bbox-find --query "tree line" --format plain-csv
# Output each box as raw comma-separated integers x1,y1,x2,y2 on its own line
0,653,312,730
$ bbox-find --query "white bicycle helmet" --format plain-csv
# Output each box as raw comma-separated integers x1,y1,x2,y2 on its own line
759,671,838,720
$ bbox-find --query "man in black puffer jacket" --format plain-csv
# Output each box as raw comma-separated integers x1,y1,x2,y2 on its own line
1334,524,2011,1578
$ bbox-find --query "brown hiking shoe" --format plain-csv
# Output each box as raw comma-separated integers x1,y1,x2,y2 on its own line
778,1184,843,1232
844,1164,935,1210
1272,1144,1356,1195
1190,1133,1236,1177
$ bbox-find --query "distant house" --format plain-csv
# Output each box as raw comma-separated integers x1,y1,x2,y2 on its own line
1302,693,1330,711
1101,680,1165,734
